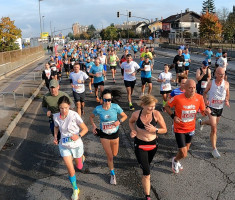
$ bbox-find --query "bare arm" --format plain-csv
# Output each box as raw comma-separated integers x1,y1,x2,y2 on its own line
203,80,212,106
54,126,59,145
89,113,98,134
225,81,230,107
129,111,138,138
154,111,167,134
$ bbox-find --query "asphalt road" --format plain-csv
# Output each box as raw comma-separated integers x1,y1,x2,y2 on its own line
0,51,234,200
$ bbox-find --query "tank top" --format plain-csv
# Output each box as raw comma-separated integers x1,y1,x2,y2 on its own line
198,67,209,89
208,79,226,109
109,55,117,66
136,110,157,130
99,56,106,65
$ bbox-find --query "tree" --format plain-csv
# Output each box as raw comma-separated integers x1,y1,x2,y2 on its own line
0,17,22,52
199,11,223,43
223,11,235,40
216,7,229,26
202,0,216,14
67,32,74,40
87,24,96,38
100,26,118,40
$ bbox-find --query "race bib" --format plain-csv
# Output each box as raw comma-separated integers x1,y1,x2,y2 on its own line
102,121,116,134
46,73,50,78
162,83,171,91
211,98,224,106
185,59,189,62
62,137,73,144
208,59,211,62
74,84,84,93
144,65,151,72
201,81,208,89
178,62,183,67
71,61,75,65
96,72,103,77
125,68,134,74
181,110,196,122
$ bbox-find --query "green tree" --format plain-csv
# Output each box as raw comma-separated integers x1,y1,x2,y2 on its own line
223,11,235,40
202,0,216,14
100,26,118,40
199,11,223,43
87,24,96,38
67,32,74,40
0,17,22,52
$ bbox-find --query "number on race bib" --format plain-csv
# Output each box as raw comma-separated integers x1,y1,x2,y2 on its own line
181,110,196,122
102,121,116,134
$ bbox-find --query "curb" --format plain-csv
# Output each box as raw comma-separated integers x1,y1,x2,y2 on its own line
0,80,45,151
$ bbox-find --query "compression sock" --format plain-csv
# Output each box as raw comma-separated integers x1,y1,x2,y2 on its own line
76,155,85,170
69,175,78,190
110,169,115,176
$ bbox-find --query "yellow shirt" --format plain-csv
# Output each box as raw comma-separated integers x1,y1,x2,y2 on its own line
140,52,153,60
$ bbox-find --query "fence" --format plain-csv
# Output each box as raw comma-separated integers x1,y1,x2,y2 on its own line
0,46,44,77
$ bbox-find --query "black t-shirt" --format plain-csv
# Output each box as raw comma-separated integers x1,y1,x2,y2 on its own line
173,55,185,68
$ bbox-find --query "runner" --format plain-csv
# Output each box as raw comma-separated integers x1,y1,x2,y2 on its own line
132,42,139,58
216,51,228,81
85,57,94,93
90,89,127,185
98,51,108,81
121,54,140,110
198,67,230,158
157,64,175,111
42,79,74,141
108,50,119,83
165,79,206,173
55,57,63,82
196,61,211,95
182,48,191,76
150,47,156,67
169,74,187,98
42,63,51,89
63,55,70,78
53,95,88,200
173,49,185,85
120,49,130,79
140,47,153,61
215,48,222,67
89,58,105,103
203,47,213,66
129,95,167,200
140,55,153,96
70,63,89,116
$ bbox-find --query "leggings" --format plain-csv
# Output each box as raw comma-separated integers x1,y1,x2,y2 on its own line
134,137,158,175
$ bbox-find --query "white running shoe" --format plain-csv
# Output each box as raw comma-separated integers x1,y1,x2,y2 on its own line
71,189,80,200
197,118,204,131
178,161,183,170
212,149,221,158
172,157,179,174
110,175,117,185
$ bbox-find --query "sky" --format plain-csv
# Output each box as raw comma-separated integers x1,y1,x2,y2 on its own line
0,0,234,38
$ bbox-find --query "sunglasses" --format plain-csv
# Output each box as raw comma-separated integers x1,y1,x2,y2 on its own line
103,98,112,102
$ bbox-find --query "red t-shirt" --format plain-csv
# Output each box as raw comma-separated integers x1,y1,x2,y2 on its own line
167,93,205,133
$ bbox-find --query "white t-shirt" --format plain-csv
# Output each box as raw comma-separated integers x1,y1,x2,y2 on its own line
121,61,140,81
53,110,84,149
217,57,228,71
44,69,51,79
69,71,88,93
99,55,106,65
158,72,172,91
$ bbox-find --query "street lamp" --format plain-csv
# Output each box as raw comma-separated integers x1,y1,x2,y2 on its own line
39,0,43,37
42,16,45,33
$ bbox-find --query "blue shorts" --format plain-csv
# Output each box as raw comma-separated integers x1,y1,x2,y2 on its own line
103,64,107,71
59,143,84,158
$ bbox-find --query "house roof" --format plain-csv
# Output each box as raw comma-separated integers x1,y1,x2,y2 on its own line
162,11,201,23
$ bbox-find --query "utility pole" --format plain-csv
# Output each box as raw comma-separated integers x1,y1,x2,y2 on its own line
126,10,129,40
38,0,43,38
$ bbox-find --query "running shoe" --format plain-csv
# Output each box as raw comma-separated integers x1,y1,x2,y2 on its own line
129,105,135,111
178,161,183,170
96,97,100,103
104,76,107,81
212,149,221,158
71,188,80,200
197,118,204,131
172,157,179,173
110,175,117,185
146,197,151,200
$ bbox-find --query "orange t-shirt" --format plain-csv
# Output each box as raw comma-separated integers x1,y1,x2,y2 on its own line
167,93,205,133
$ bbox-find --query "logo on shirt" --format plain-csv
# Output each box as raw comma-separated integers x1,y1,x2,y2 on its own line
104,115,111,119
183,105,196,109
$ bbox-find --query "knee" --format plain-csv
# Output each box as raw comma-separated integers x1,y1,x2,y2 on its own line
211,125,217,134
143,174,150,180
180,149,188,158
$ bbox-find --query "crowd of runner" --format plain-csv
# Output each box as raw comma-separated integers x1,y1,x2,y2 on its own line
41,40,230,200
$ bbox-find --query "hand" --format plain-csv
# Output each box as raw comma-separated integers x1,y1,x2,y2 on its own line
131,72,136,76
205,107,211,115
174,116,182,123
53,138,58,145
225,100,230,107
92,126,97,134
130,130,137,138
47,110,52,117
71,134,79,141
113,121,120,127
145,124,157,133
77,80,82,83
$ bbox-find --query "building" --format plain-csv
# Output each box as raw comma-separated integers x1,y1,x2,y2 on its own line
148,19,162,33
162,9,201,38
72,23,88,35
115,21,140,30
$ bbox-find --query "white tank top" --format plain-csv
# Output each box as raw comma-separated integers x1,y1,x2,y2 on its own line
208,79,226,109
99,56,106,65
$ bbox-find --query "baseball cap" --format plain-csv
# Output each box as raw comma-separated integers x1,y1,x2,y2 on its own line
49,79,59,88
202,60,208,66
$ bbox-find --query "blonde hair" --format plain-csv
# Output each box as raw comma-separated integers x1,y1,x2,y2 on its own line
139,94,158,106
